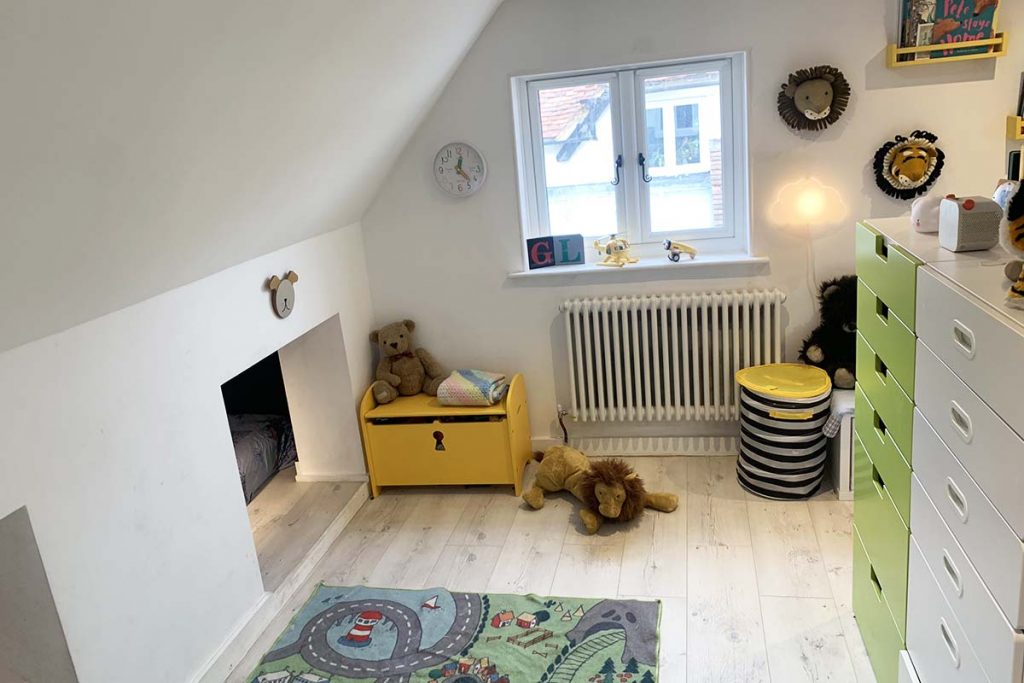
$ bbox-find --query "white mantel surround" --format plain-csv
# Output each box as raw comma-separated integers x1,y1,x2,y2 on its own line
0,222,373,683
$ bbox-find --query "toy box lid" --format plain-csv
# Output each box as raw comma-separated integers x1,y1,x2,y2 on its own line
735,363,832,399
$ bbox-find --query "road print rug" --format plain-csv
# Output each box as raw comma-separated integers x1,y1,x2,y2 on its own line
248,584,661,683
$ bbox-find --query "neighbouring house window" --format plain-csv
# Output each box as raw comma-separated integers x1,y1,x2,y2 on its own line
512,53,748,256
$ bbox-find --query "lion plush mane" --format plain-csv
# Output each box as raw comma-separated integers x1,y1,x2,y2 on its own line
579,458,647,523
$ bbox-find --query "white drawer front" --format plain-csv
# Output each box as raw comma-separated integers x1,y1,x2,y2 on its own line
916,268,1024,436
907,539,989,683
899,651,920,683
911,475,1024,680
916,340,1024,537
914,409,1024,629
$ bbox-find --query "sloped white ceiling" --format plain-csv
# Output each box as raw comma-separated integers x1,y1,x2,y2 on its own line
0,0,502,352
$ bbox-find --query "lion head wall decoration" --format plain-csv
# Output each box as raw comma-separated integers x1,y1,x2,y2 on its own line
777,65,851,131
872,130,945,200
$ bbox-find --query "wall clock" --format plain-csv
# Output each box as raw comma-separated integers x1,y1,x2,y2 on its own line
434,142,486,197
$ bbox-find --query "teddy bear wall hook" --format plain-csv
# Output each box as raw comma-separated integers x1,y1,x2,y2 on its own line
268,271,299,318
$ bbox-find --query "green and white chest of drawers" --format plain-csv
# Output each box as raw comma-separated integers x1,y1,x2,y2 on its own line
853,218,1024,683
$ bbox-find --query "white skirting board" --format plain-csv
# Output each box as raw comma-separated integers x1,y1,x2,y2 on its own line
532,435,739,456
191,483,369,683
293,471,369,483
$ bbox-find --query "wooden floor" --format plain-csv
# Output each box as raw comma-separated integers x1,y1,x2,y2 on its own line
247,467,363,592
232,456,875,682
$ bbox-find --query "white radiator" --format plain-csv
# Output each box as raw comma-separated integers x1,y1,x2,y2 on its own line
560,289,786,423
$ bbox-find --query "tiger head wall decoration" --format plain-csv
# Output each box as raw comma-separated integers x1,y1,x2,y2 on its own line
872,130,945,200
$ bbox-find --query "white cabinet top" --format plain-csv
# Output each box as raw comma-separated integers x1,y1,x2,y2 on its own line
861,216,1005,266
863,216,1023,331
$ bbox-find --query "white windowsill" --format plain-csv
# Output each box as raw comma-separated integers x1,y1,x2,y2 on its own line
508,253,769,281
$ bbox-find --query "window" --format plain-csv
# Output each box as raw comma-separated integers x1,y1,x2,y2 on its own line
512,54,748,258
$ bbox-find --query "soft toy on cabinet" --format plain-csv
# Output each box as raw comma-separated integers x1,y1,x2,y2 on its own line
998,181,1024,309
798,276,858,389
910,194,943,233
368,319,446,404
522,445,678,534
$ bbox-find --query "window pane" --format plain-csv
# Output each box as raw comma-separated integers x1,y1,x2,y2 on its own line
674,104,700,164
536,81,618,236
642,70,723,234
645,108,664,167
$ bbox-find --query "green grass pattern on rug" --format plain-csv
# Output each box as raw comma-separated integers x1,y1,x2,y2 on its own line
248,584,661,683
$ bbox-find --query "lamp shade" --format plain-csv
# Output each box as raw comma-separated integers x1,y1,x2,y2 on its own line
768,177,848,228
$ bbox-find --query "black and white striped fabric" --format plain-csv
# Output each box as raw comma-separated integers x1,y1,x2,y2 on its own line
736,386,832,500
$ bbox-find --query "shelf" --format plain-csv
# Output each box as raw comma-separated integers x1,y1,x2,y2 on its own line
886,32,1008,68
1008,116,1024,141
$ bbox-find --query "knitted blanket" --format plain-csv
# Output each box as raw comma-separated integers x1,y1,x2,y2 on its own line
437,369,509,406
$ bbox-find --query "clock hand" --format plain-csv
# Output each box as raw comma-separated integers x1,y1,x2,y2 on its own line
456,167,471,181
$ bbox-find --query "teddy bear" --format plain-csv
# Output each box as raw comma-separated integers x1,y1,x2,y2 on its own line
798,276,857,389
522,445,679,534
368,319,446,404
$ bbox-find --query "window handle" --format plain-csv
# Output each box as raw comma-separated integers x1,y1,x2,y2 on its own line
611,154,623,186
638,153,653,183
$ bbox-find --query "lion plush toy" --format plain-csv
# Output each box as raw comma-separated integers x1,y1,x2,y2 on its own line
522,446,679,534
368,319,446,404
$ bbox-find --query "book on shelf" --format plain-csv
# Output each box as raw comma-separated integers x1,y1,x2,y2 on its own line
897,0,1001,62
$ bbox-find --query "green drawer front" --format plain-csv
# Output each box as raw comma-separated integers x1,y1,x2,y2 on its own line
855,222,920,329
854,384,911,522
854,431,909,632
856,332,914,457
856,279,916,397
853,524,904,683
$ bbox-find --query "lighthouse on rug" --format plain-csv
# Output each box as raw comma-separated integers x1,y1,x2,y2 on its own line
343,611,383,647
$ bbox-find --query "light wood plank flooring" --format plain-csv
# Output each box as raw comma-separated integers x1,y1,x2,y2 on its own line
246,467,363,592
231,456,874,682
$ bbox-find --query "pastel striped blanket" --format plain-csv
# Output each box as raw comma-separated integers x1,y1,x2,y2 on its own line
437,369,509,406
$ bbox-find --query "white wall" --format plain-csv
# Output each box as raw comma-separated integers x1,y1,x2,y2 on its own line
0,222,373,683
362,0,1022,441
0,0,502,353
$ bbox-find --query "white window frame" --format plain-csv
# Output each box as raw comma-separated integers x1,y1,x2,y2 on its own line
511,52,749,261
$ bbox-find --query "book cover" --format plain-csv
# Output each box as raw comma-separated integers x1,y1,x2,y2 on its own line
898,0,1000,61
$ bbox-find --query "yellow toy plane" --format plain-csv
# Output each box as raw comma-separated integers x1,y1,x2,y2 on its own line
663,239,698,262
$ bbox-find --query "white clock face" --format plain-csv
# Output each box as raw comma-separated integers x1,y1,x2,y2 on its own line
434,142,486,197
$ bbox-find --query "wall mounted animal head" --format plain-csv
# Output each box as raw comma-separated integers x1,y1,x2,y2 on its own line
873,131,944,200
777,65,850,131
267,271,299,318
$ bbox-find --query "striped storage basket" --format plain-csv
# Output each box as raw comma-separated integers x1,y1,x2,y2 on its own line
735,364,832,500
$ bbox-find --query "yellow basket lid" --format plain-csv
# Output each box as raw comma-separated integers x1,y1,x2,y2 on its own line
735,363,832,399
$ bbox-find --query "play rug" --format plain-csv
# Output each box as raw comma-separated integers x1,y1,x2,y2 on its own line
248,584,660,683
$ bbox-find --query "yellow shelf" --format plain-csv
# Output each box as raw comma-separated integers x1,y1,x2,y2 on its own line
1008,116,1024,141
886,32,1008,68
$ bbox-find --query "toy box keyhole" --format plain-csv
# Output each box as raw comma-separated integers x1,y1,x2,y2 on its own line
432,430,446,451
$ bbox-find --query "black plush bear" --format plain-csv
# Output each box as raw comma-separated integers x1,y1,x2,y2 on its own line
799,276,857,389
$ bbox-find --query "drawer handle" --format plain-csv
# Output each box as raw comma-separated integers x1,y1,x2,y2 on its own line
874,234,890,261
939,618,961,668
874,356,888,384
873,412,887,440
871,464,886,499
875,299,890,325
946,477,969,523
942,550,964,597
950,401,974,443
952,320,976,360
869,565,884,601
432,430,446,451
